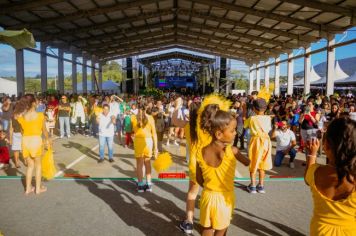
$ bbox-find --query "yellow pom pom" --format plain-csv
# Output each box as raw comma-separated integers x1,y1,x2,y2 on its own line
257,86,271,102
153,152,173,172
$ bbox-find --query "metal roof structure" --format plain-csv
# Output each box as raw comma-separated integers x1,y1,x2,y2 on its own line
0,0,356,64
137,51,215,66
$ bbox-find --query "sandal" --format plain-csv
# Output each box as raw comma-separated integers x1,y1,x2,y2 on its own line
36,185,47,195
24,186,35,196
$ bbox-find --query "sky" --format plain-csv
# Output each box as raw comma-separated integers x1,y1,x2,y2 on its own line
0,27,356,78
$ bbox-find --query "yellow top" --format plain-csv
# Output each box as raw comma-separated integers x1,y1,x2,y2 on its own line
249,115,271,138
131,115,157,139
197,145,236,192
93,106,103,116
306,164,356,234
17,113,44,137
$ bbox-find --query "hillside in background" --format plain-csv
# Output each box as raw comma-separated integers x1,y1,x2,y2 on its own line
295,57,356,78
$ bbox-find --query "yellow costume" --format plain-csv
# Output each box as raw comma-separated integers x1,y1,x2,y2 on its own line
248,115,272,173
306,164,356,236
131,115,157,158
185,123,198,184
197,145,236,230
17,113,44,158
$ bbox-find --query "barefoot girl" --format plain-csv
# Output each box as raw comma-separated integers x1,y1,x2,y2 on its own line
15,94,50,195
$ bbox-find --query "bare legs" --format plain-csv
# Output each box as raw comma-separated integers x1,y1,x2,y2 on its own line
25,156,46,195
13,151,20,168
136,157,152,183
185,181,200,223
202,227,228,236
249,169,265,186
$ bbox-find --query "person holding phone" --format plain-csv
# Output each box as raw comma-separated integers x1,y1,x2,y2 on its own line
299,99,320,159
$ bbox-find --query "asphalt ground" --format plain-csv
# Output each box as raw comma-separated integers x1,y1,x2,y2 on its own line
0,179,311,236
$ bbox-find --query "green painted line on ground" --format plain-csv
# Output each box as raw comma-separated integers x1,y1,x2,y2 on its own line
0,176,305,181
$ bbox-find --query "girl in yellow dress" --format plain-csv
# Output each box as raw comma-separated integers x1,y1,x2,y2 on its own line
180,101,200,234
131,103,158,193
15,94,50,195
195,98,250,236
305,117,355,236
247,98,272,194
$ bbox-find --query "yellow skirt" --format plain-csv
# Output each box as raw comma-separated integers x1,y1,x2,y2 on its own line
248,136,272,173
200,190,235,230
22,136,42,158
134,137,153,158
310,221,356,236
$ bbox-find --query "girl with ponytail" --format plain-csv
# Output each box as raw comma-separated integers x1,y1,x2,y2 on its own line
193,95,250,236
15,94,50,195
131,103,158,193
305,117,356,235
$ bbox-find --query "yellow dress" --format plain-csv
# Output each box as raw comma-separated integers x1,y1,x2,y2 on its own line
131,115,157,158
248,115,272,173
17,113,44,158
306,164,356,236
185,123,198,184
197,145,236,230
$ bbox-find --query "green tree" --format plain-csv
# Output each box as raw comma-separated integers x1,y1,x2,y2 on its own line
103,61,122,82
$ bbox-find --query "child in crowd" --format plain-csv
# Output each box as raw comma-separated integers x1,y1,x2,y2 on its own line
305,117,356,235
195,102,250,236
45,107,56,137
0,128,10,169
152,107,165,152
247,98,272,194
123,109,133,148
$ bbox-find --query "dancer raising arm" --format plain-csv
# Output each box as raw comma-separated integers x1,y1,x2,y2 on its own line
304,117,356,236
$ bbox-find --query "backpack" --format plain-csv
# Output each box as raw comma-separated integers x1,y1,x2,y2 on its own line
171,107,188,128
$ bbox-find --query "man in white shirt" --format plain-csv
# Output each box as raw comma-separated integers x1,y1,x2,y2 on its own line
271,120,297,168
96,104,116,163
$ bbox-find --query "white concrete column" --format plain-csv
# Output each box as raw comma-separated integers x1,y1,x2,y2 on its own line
40,42,47,93
98,63,103,92
72,54,77,94
304,46,311,95
275,58,280,96
265,65,270,90
82,57,87,93
326,37,336,96
249,66,254,94
91,58,96,92
256,64,261,91
15,49,25,96
287,52,294,95
58,49,64,94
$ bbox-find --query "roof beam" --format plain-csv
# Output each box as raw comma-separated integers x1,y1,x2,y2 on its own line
180,9,316,43
73,21,175,47
175,35,263,59
36,10,172,41
193,0,343,34
92,33,176,53
176,28,276,56
278,0,356,18
8,0,160,30
101,45,178,62
97,37,177,57
177,19,299,50
0,0,64,14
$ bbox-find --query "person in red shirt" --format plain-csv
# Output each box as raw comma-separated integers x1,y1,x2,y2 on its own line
47,95,59,116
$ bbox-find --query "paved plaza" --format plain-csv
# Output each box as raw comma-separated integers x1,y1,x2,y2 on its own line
0,134,324,236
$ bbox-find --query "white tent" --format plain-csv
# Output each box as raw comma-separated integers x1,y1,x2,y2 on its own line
0,77,17,96
312,61,350,85
294,66,321,86
335,72,356,85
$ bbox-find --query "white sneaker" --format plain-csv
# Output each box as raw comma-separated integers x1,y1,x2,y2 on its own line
0,163,4,169
60,135,64,139
67,135,71,138
289,162,295,169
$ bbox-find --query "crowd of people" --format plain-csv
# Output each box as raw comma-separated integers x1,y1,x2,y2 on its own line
0,89,355,235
